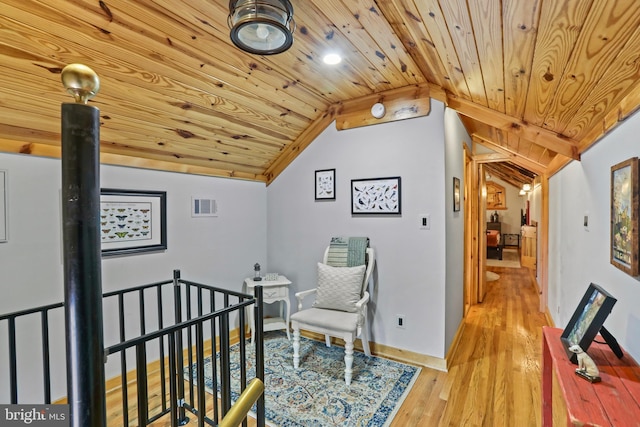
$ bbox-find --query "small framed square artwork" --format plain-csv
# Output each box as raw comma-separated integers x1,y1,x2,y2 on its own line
315,169,336,201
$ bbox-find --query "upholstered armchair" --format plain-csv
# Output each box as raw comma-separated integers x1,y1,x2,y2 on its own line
290,247,375,385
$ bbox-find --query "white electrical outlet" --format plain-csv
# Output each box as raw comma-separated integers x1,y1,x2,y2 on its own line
396,315,406,329
419,214,430,230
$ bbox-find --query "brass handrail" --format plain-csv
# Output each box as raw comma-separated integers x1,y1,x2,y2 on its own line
218,378,265,427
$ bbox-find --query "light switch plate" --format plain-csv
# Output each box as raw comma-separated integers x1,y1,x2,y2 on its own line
583,211,589,231
419,214,430,230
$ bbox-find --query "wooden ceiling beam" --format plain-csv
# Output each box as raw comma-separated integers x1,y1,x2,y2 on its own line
475,152,536,187
546,82,640,178
265,106,338,185
484,164,529,189
0,138,266,181
545,154,573,178
474,153,512,163
580,80,640,153
472,134,547,175
335,85,431,130
447,94,580,160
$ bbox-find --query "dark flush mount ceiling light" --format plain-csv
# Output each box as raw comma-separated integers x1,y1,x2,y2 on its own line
228,0,295,55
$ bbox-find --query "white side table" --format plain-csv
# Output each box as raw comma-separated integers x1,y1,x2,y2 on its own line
244,275,292,343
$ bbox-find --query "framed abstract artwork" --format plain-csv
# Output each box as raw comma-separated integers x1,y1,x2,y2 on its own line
610,157,639,276
100,188,167,257
315,169,336,201
351,176,401,215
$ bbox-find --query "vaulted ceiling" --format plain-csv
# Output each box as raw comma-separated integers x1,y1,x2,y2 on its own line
1,0,640,185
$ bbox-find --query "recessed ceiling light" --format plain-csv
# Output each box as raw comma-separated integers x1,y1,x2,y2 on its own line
323,53,342,65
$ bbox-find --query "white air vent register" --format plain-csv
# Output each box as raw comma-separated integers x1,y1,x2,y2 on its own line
192,197,218,217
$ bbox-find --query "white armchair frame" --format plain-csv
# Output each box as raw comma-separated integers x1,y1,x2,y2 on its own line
291,247,375,385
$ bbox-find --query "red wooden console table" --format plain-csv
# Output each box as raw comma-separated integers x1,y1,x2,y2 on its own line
542,326,640,426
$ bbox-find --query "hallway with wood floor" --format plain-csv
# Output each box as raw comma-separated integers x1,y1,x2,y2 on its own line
391,264,549,426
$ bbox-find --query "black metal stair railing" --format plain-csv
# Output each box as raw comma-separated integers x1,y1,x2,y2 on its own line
0,270,265,427
0,301,64,404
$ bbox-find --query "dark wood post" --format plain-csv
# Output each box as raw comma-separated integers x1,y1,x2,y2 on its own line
60,64,106,427
254,285,265,427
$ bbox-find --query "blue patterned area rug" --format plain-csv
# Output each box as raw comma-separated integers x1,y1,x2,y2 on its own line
190,331,421,426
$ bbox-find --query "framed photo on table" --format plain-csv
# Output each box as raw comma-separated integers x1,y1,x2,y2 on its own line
351,176,401,215
100,188,167,257
560,283,619,364
315,169,335,201
610,157,639,276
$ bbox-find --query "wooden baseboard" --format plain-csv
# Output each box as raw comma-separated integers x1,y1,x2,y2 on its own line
545,307,556,327
444,320,465,371
300,331,447,372
528,268,541,294
527,268,555,327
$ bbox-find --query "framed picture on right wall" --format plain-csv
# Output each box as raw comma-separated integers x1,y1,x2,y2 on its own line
453,177,461,212
610,157,639,276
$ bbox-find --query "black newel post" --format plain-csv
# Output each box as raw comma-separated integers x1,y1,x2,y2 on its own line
60,64,106,427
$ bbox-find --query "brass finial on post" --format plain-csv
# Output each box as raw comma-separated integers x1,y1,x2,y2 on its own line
61,63,100,103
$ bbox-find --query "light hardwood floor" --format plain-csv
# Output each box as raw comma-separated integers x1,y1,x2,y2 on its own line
108,261,548,426
390,263,548,426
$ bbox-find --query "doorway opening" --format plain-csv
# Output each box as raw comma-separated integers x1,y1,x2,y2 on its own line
464,158,541,309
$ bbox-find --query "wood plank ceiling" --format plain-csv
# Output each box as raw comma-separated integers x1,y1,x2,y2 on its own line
1,0,640,184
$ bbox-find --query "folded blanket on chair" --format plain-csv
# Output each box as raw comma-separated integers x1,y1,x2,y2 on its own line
327,236,369,267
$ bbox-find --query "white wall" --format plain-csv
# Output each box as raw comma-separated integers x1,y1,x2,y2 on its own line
0,152,267,402
0,154,267,310
267,101,449,358
443,108,469,352
548,111,640,361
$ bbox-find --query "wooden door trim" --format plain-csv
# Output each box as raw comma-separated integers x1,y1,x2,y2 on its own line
478,163,487,303
463,145,473,315
539,175,549,312
468,154,549,314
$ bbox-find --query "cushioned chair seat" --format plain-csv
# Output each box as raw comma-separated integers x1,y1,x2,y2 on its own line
290,308,358,333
